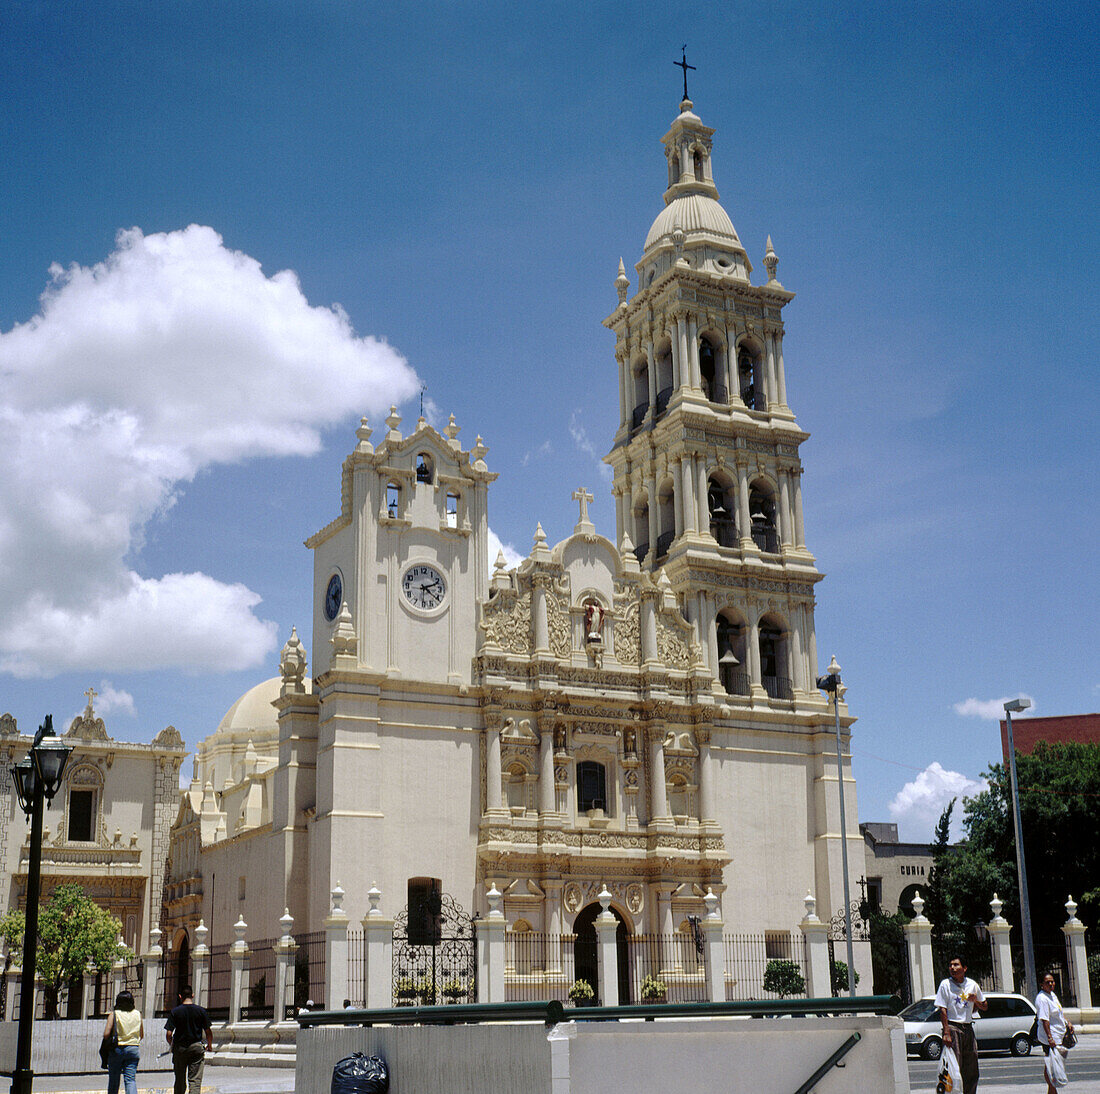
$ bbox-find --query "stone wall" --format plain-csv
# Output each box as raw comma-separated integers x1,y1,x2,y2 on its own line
0,1019,171,1075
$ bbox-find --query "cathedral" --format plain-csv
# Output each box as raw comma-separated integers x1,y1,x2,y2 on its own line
162,91,863,979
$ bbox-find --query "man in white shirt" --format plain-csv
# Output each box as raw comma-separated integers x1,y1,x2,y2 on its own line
935,956,987,1093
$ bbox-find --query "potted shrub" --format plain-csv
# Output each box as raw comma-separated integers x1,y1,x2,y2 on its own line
416,976,437,1005
763,958,805,998
394,976,418,1005
441,978,467,1003
640,974,667,1003
567,978,595,1006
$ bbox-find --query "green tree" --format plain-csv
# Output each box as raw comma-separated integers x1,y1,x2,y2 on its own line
868,910,908,998
763,958,805,997
831,960,859,995
923,799,956,933
0,883,129,1018
933,743,1100,947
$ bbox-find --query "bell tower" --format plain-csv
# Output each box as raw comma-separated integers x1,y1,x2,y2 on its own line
604,93,823,705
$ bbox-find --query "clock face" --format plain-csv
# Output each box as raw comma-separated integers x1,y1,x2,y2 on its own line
401,563,446,611
324,573,343,622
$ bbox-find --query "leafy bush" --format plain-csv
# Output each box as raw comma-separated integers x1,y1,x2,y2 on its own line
1089,953,1100,996
568,978,595,1004
831,960,860,995
763,958,806,998
640,974,667,1001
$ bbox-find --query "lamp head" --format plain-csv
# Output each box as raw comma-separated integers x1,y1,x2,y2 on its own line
30,715,72,802
11,756,36,816
1003,697,1031,714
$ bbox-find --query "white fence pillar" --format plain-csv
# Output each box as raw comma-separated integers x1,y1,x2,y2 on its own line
476,884,506,1004
324,883,350,1010
191,920,210,1009
273,909,298,1023
700,890,726,1002
1062,896,1092,1009
800,893,832,999
82,960,97,1018
228,916,250,1025
903,891,935,999
141,927,163,1020
362,886,393,1010
594,886,619,1007
111,942,128,1005
988,893,1014,993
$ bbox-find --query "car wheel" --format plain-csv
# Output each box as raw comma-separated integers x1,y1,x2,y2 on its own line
1011,1033,1032,1057
923,1036,943,1060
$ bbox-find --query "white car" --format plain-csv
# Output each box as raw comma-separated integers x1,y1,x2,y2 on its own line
901,993,1037,1059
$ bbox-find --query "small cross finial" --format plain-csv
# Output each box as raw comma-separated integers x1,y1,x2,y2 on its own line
572,487,594,528
419,384,427,421
675,45,696,102
84,686,97,715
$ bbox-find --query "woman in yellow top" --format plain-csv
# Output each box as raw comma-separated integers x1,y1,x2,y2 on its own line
103,990,143,1094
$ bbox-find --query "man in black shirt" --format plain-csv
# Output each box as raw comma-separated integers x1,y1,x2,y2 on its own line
164,985,213,1094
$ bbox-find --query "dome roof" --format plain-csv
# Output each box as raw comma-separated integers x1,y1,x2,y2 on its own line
213,677,281,739
644,193,742,252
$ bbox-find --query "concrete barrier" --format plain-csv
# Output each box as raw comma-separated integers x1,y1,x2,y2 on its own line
0,1019,171,1075
296,1015,909,1094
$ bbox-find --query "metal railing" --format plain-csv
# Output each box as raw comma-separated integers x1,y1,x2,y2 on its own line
242,937,276,1020
296,930,327,1011
347,929,365,1008
719,665,751,697
710,517,738,547
655,531,674,558
752,526,780,553
763,675,793,701
505,932,576,1003
625,934,708,1004
724,933,807,1000
207,943,231,1022
632,403,648,429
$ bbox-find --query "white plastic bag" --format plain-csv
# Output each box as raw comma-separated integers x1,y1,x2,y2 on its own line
1045,1046,1069,1088
936,1045,963,1092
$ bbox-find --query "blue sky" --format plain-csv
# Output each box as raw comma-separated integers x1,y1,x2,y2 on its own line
1,1,1097,841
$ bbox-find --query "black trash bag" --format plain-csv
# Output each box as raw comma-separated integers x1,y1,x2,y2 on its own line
331,1052,389,1094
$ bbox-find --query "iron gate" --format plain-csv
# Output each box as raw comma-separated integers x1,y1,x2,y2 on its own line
392,893,477,1005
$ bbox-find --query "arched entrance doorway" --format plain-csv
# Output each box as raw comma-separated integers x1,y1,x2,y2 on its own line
170,931,190,1008
572,903,631,1004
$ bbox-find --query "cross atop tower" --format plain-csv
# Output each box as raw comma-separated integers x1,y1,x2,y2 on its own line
572,487,595,533
674,45,696,102
84,686,97,715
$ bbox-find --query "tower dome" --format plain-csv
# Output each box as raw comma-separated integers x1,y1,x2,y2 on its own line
194,676,284,790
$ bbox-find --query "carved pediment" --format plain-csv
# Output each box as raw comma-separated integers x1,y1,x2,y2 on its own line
0,712,17,737
66,712,112,741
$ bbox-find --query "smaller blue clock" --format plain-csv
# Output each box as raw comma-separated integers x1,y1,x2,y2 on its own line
324,573,343,621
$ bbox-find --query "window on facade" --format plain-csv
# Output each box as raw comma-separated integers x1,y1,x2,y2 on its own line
765,931,793,960
576,761,607,814
716,615,749,696
693,148,704,182
239,875,247,901
415,453,433,484
67,789,95,842
707,479,737,547
759,624,791,700
699,338,719,400
446,492,459,528
386,482,401,518
668,775,691,820
749,486,779,553
739,351,763,410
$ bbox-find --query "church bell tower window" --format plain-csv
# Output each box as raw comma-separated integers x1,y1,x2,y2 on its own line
446,492,459,528
759,621,792,700
707,477,737,547
749,485,779,554
739,350,763,410
576,761,607,814
415,453,434,484
386,482,401,518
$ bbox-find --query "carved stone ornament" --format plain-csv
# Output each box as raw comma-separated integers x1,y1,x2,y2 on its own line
626,884,644,914
655,615,691,670
279,627,308,692
0,713,17,737
501,717,537,742
66,710,111,742
615,597,641,666
481,592,532,655
547,588,571,659
563,882,583,913
152,725,184,749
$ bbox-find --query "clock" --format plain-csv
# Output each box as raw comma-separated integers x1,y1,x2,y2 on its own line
324,573,343,622
401,563,446,611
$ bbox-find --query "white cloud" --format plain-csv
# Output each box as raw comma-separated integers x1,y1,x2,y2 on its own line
487,528,524,575
888,762,988,842
94,683,136,718
0,226,420,677
569,410,613,484
953,694,1036,720
521,440,552,467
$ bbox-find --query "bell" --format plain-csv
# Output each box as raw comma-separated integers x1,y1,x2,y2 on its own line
718,648,740,666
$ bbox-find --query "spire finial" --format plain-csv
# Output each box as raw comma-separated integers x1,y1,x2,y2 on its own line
675,45,696,104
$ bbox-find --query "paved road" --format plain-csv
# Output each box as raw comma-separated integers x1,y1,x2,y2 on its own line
909,1039,1100,1091
1,1066,295,1093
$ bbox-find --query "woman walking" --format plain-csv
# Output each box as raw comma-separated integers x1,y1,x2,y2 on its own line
1037,972,1074,1093
103,989,143,1094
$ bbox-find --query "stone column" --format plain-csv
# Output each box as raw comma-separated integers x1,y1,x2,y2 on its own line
987,893,1014,994
594,887,620,1007
737,464,753,550
726,328,742,406
110,947,127,1006
228,916,250,1025
485,717,505,815
747,618,765,697
324,884,350,1010
538,719,556,816
648,729,670,823
673,459,685,538
641,588,659,665
191,920,210,1010
646,472,659,554
778,471,793,548
82,960,97,1019
794,894,829,1000
792,471,806,548
622,476,634,549
617,355,628,427
695,457,708,534
670,321,682,389
141,927,163,1022
645,342,657,409
273,909,298,1023
789,611,805,693
687,314,700,388
697,729,716,826
477,885,506,1004
903,893,934,1000
544,881,564,975
1062,896,1092,1009
678,318,691,391
775,331,789,406
765,332,779,408
362,886,394,1009
701,890,726,1002
806,607,819,682
532,575,549,652
679,456,695,534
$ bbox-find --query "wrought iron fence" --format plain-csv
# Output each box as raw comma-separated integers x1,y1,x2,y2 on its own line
931,931,995,993
207,943,231,1022
392,894,477,1006
295,930,327,1010
242,937,276,1020
504,932,576,1002
346,929,365,1008
1034,941,1075,1006
724,933,808,1001
626,933,708,1004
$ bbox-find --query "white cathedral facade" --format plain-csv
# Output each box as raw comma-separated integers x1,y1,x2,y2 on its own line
163,93,864,979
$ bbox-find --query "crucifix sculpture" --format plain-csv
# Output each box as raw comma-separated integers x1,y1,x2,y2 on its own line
84,686,97,715
572,487,594,527
675,45,696,102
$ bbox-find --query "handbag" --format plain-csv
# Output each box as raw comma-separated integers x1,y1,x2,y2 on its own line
1062,1025,1077,1049
99,1014,118,1070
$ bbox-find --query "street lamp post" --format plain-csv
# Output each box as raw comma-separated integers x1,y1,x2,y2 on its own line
9,717,72,1094
816,656,855,997
1003,697,1036,997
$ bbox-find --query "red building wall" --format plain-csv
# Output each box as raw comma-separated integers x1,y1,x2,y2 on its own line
1000,713,1100,765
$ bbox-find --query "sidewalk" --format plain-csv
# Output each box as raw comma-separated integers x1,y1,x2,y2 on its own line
6,1067,296,1094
